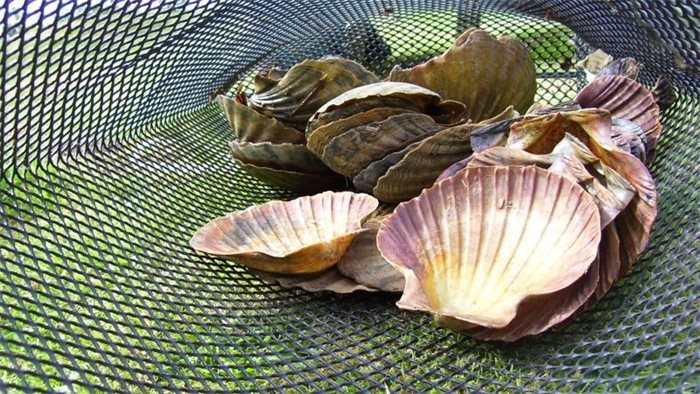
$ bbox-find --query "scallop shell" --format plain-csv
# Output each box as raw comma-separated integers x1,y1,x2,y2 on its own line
234,160,345,194
596,57,641,80
252,267,378,294
353,141,420,193
337,215,405,292
218,95,305,144
190,191,379,274
306,107,413,158
372,122,479,202
377,166,601,330
249,58,379,130
388,28,536,121
575,75,661,150
307,82,466,133
321,112,445,178
500,110,657,307
611,119,647,163
372,107,518,203
229,141,332,175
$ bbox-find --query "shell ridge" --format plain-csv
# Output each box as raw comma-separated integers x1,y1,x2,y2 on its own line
246,203,281,254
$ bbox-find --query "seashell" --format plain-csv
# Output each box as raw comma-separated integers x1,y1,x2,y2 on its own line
229,140,332,175
337,215,405,292
321,112,445,178
508,109,618,154
251,267,378,294
596,57,641,80
611,119,647,163
377,166,601,332
218,95,305,144
307,97,425,134
233,160,345,194
465,256,600,341
190,191,379,274
307,82,467,133
254,67,286,93
306,107,413,158
388,28,536,121
575,75,661,151
353,141,420,193
249,58,379,130
501,110,658,308
372,107,518,203
525,101,582,115
651,74,676,111
372,122,480,202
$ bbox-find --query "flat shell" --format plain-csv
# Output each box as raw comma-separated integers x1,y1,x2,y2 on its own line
229,140,331,174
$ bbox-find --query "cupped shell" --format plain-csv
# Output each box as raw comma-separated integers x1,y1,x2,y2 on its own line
307,82,466,133
321,112,445,178
252,267,378,294
377,166,601,329
306,107,413,158
388,28,536,122
231,159,344,194
575,75,661,151
229,141,332,175
337,214,405,292
190,191,379,274
372,107,518,203
218,95,305,144
250,58,379,130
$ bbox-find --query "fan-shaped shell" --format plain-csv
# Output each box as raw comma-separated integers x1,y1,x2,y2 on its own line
337,215,405,292
321,112,445,178
353,141,420,193
252,267,378,294
249,58,379,130
372,122,479,202
307,82,466,133
306,107,413,158
190,191,379,274
229,141,332,175
388,28,536,122
377,166,601,329
575,75,661,150
218,95,305,144
371,107,517,203
232,159,345,194
611,119,647,163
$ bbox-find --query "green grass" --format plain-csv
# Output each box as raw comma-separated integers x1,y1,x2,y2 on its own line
1,6,696,393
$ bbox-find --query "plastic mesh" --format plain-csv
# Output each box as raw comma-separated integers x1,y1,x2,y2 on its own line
1,0,698,392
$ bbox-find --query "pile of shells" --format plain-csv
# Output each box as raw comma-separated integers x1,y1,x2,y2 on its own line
192,28,668,341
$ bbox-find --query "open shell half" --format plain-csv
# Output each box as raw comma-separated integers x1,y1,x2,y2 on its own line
190,191,379,274
377,166,601,330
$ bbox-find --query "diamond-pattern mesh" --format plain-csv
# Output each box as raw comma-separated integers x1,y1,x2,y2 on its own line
1,0,698,392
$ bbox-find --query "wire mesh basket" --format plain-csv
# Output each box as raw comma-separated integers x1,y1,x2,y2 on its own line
1,0,698,392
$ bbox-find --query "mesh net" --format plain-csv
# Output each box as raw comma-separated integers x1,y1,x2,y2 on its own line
1,0,698,392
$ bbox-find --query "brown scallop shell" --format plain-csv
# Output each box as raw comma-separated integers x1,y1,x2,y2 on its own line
228,141,332,175
252,267,378,294
372,107,518,203
218,95,306,144
233,160,345,194
321,112,445,178
575,75,661,150
249,58,379,130
306,107,413,158
307,82,466,133
190,191,379,274
377,166,601,332
388,28,536,121
353,141,420,194
337,215,405,292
